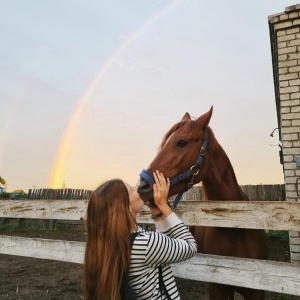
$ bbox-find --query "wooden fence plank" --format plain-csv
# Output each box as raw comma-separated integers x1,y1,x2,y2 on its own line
0,199,89,221
1,200,300,231
170,200,300,231
0,235,84,264
172,254,300,296
0,235,299,296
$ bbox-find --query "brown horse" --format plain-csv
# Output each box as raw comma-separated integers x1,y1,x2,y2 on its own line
138,107,268,300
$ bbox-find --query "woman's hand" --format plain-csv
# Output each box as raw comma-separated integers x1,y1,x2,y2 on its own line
149,171,172,221
153,170,170,207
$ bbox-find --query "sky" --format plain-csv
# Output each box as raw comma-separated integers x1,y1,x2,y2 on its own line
0,1,297,192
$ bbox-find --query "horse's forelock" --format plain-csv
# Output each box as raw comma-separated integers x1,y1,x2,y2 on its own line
159,121,183,150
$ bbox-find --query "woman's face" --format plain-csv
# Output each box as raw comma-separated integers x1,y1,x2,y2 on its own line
125,182,144,215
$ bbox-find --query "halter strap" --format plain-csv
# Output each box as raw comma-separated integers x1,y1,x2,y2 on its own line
140,130,209,209
140,169,155,185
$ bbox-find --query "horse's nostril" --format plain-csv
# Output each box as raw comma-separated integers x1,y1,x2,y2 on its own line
138,178,156,207
138,179,152,195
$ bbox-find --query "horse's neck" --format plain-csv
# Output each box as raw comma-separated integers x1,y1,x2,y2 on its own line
202,139,246,201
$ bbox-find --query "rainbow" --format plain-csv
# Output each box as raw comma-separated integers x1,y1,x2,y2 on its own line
50,0,185,188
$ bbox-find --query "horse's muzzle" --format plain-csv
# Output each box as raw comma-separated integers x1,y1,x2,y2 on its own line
137,178,156,207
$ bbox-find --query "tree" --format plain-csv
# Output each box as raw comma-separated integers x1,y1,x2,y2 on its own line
0,176,6,187
13,189,25,194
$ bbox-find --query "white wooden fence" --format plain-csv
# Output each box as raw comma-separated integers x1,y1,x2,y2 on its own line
0,199,300,296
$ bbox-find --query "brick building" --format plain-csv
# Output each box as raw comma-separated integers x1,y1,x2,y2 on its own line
269,4,300,263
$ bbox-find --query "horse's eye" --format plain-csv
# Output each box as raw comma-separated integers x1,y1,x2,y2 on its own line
176,139,188,147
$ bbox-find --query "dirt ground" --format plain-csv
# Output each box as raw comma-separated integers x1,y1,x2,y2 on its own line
0,227,299,300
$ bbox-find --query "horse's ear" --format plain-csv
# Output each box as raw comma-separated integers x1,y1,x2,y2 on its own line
181,112,191,122
196,106,213,129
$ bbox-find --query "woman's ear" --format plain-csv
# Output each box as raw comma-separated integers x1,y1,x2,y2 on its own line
129,206,133,213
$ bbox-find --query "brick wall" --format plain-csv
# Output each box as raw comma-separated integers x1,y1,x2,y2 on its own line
269,4,300,263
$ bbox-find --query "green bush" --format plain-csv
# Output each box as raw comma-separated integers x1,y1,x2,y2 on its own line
0,192,10,199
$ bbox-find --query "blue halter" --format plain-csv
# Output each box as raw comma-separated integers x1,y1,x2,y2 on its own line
140,130,209,209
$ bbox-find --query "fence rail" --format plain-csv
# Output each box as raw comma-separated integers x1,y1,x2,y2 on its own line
1,198,299,296
0,200,299,231
0,234,299,296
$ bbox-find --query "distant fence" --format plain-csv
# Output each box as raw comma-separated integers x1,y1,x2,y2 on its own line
169,184,286,202
26,184,285,201
27,188,92,200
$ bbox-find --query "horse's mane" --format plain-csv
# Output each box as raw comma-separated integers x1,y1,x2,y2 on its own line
159,120,216,150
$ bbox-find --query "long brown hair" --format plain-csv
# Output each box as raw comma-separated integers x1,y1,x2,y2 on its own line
83,179,137,300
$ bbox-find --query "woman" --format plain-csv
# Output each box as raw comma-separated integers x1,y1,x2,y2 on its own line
83,171,197,300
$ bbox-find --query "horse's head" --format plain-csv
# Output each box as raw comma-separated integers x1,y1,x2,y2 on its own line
138,106,213,206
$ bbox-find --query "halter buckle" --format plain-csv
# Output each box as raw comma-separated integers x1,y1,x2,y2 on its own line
190,165,199,175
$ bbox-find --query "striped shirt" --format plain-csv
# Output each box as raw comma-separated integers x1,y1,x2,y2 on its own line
128,213,197,299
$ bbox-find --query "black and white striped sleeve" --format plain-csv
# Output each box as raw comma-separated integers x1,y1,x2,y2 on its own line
144,213,197,267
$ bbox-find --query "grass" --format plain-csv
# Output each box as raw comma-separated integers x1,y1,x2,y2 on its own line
266,230,289,241
276,295,299,300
